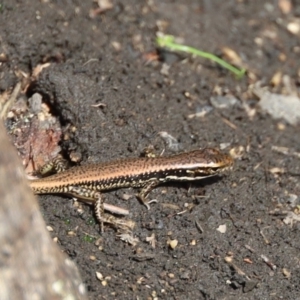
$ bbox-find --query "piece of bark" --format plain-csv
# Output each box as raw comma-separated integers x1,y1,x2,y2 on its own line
0,121,87,300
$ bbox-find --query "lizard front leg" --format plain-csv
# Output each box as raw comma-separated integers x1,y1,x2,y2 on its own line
137,180,159,210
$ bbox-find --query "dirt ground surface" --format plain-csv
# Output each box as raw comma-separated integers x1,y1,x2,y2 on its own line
1,0,300,299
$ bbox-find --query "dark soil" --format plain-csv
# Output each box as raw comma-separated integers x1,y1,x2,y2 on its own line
1,0,300,299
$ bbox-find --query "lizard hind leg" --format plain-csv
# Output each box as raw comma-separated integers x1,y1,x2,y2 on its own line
94,193,135,232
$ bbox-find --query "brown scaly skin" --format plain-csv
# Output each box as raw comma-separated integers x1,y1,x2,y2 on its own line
29,148,233,230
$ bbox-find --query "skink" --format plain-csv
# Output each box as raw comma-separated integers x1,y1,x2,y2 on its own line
30,148,233,230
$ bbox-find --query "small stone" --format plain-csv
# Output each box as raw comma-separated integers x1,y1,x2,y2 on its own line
169,239,178,249
282,268,291,278
287,20,300,35
190,239,196,246
217,224,227,233
46,225,53,232
210,95,239,109
96,272,103,281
